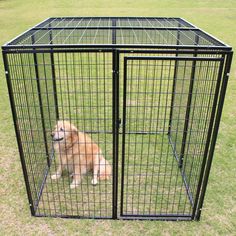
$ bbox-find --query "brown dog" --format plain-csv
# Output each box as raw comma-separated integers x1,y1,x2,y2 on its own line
51,120,112,189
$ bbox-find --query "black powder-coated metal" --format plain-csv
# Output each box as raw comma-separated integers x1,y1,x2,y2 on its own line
2,51,35,215
112,49,120,219
194,52,233,220
1,17,233,221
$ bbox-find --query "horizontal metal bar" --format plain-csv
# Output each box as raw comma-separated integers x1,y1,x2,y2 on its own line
48,16,186,21
125,56,224,61
35,213,113,220
1,47,114,53
119,49,232,54
119,214,192,221
35,213,191,221
85,130,168,135
32,26,198,31
2,48,232,55
2,44,232,51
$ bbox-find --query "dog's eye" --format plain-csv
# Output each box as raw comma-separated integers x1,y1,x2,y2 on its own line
60,127,64,131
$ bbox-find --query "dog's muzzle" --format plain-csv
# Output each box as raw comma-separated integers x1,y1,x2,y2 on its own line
52,137,64,142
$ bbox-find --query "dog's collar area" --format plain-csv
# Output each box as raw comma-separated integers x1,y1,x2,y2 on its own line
53,137,64,142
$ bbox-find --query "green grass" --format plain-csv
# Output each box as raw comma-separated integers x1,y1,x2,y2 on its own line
37,134,188,219
0,0,236,235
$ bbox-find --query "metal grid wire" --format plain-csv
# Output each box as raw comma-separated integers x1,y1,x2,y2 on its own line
5,17,226,48
120,56,224,217
2,17,232,221
5,51,114,218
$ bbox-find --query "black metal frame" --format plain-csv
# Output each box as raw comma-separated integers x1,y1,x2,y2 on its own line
2,17,233,221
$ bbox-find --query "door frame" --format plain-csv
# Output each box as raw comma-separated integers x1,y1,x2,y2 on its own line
119,55,225,220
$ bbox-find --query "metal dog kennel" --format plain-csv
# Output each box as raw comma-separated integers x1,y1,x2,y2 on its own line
2,17,233,221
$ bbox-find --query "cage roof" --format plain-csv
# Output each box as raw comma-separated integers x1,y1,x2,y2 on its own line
3,17,231,50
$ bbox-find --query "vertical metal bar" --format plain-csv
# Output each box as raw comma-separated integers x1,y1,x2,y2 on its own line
112,18,117,45
120,57,128,216
179,35,199,168
112,49,119,219
49,23,59,120
192,57,224,219
2,51,35,215
194,52,233,220
168,24,180,136
32,35,50,167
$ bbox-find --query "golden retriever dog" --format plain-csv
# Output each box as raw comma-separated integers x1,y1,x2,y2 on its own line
51,120,112,189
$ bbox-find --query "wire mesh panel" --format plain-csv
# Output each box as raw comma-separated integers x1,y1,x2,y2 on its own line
3,52,57,206
121,56,225,219
45,51,113,218
2,17,233,221
6,17,226,48
121,57,184,217
4,50,114,218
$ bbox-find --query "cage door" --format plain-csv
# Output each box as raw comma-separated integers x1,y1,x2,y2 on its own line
120,56,224,219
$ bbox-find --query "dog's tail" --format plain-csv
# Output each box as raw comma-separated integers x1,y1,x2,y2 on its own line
98,151,112,181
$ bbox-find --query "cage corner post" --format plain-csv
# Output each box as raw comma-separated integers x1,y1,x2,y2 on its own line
112,48,119,219
2,50,35,216
111,17,119,219
193,51,233,221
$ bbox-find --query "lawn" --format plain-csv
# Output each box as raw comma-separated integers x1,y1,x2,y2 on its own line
0,0,236,235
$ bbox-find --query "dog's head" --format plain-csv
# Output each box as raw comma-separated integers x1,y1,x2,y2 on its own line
51,120,78,143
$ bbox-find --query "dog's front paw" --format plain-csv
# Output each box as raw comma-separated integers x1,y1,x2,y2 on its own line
70,180,80,189
91,179,98,186
51,173,61,180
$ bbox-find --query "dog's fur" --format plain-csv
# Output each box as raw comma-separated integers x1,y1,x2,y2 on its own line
51,120,112,189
